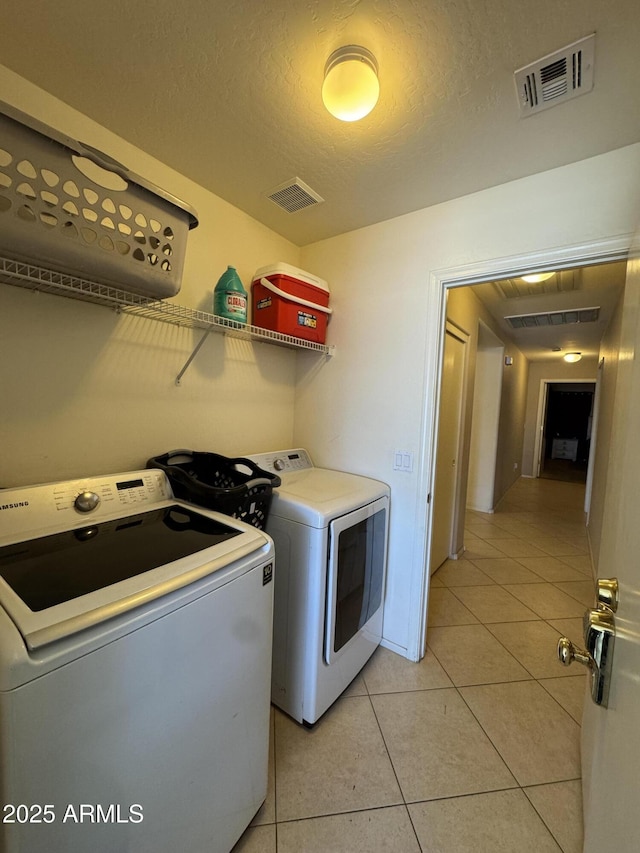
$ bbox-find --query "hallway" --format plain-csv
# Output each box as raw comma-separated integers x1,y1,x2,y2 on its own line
235,476,590,852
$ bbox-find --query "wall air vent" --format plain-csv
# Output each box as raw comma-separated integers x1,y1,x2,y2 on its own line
514,34,595,116
265,177,324,213
505,306,600,329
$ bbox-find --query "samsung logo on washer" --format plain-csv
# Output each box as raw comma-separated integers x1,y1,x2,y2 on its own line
0,501,29,511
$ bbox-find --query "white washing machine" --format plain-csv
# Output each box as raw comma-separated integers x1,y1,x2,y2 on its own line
0,469,274,853
248,449,389,725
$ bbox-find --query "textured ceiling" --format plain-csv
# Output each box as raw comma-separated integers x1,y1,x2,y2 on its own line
0,1,639,246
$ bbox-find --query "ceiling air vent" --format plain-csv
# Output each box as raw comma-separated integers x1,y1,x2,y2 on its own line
514,34,595,117
265,177,324,213
505,306,600,329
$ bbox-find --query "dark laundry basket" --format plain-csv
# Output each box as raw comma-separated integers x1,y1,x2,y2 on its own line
148,450,281,530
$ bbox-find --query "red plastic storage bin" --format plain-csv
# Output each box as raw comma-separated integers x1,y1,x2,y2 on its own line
251,263,331,344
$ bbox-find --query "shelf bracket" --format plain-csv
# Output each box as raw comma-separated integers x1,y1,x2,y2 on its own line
175,330,211,385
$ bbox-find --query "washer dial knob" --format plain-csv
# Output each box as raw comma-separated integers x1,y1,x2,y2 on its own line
273,458,286,472
74,490,100,513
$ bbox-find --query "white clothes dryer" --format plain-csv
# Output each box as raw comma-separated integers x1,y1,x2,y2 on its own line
247,449,389,725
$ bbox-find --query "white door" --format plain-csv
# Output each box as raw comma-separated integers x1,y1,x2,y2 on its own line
430,321,467,573
582,248,640,852
584,361,603,519
535,383,550,478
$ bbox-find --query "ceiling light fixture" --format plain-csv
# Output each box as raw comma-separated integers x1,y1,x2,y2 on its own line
521,272,556,283
563,352,583,363
322,45,379,122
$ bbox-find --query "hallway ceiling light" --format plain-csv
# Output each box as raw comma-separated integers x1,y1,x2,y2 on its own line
563,352,583,363
322,45,379,122
521,272,556,283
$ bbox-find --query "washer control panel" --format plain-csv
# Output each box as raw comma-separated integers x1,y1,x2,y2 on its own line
58,472,169,515
247,448,313,475
74,490,101,513
0,470,171,542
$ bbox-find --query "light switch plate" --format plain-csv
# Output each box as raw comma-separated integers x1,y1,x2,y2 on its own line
393,450,414,472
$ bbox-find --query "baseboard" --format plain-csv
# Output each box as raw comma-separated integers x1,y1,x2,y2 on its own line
379,636,410,659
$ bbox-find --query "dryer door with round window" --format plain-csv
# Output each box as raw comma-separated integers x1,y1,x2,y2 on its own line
324,495,389,664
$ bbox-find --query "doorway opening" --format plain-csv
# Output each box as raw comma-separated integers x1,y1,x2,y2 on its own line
539,383,595,483
418,240,629,662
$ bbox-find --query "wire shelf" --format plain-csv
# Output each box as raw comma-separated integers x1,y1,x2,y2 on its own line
0,255,335,358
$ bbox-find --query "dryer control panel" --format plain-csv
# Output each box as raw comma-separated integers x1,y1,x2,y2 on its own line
247,448,313,475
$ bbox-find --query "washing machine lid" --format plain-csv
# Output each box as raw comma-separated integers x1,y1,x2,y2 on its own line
0,504,242,613
0,472,269,650
271,468,389,527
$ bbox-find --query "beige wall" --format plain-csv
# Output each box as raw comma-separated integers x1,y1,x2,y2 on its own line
588,289,626,567
299,143,640,657
494,338,529,506
0,67,303,486
521,358,599,478
467,338,503,512
445,286,528,543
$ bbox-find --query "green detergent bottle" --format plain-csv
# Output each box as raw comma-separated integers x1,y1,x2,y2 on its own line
213,266,248,323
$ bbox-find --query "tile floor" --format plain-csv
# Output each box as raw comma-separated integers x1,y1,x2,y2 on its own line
233,477,593,852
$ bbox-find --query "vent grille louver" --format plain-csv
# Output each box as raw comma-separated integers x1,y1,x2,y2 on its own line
515,34,595,116
265,177,324,213
505,306,600,329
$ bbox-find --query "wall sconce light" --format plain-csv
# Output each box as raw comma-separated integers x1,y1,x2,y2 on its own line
322,45,379,121
563,352,582,363
521,272,556,283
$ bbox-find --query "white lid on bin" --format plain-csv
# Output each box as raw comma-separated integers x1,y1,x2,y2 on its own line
252,262,329,294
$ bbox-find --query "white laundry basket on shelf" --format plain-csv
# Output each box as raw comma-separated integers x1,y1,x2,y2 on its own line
0,101,198,299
